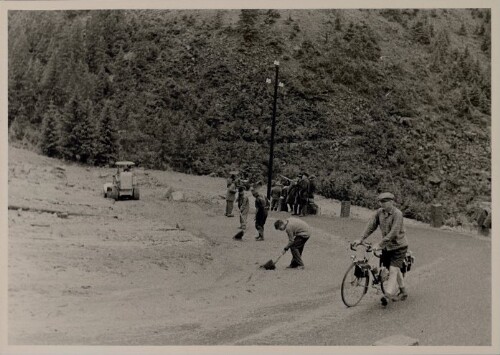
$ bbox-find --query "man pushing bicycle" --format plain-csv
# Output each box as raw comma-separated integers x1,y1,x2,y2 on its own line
353,192,409,306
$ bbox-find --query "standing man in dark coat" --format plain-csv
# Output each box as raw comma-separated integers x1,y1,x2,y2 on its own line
287,179,299,215
298,173,310,217
308,175,316,199
307,175,317,215
251,185,269,241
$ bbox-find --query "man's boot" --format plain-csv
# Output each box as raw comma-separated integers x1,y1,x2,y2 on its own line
380,296,388,306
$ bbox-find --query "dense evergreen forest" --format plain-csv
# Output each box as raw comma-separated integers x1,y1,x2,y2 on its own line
8,9,491,225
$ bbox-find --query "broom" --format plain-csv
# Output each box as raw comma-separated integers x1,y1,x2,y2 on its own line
260,249,287,270
233,230,245,240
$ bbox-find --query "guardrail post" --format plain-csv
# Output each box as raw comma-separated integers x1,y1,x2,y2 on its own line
430,203,443,228
340,200,350,218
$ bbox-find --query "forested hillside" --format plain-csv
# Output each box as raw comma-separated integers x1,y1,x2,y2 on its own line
7,9,491,225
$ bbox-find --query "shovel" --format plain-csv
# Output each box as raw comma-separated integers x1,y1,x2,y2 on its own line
260,249,287,270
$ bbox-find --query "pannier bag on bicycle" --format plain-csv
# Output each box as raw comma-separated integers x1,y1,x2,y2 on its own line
354,263,369,278
400,251,415,275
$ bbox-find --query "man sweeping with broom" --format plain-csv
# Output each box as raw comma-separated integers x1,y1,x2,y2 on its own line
274,218,311,269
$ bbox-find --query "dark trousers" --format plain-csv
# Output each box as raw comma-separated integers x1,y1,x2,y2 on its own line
289,235,310,267
255,212,268,238
280,198,288,212
380,246,408,269
299,197,309,216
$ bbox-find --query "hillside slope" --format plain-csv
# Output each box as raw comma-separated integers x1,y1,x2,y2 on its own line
7,8,491,224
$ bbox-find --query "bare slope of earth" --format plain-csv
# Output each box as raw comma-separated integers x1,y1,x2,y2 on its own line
7,146,491,346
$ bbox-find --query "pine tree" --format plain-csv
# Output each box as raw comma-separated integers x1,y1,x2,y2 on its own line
94,65,113,107
335,16,342,31
36,49,67,123
264,10,280,24
411,20,431,44
59,95,84,160
430,28,451,72
95,100,119,166
456,87,471,117
458,23,467,36
152,113,174,169
85,14,109,73
457,47,472,81
74,100,96,163
211,11,223,29
40,50,61,98
343,23,381,61
40,101,61,157
9,104,29,141
238,10,260,42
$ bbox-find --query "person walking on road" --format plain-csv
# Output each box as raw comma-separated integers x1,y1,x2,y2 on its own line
353,192,409,306
225,173,237,217
237,186,249,231
251,185,269,241
274,217,311,269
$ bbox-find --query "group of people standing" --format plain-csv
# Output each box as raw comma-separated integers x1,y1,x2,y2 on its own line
270,173,317,216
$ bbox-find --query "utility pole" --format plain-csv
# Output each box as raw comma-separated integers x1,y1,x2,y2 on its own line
266,60,283,200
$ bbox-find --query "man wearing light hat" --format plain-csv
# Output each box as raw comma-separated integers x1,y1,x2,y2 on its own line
353,192,409,306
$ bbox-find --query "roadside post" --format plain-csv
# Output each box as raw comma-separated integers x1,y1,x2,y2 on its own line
430,203,444,228
266,61,284,200
340,200,351,217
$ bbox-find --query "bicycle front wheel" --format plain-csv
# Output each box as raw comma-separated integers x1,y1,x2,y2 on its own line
341,263,369,307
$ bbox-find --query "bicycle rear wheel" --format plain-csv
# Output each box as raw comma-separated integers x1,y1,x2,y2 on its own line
341,263,369,307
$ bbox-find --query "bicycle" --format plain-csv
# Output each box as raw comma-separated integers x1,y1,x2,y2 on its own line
341,241,388,307
341,241,415,307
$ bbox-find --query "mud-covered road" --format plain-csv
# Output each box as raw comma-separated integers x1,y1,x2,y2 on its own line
6,146,492,346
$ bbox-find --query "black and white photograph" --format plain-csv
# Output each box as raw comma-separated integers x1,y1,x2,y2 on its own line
1,0,498,353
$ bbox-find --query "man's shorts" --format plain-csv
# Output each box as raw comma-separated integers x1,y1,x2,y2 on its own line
380,246,408,269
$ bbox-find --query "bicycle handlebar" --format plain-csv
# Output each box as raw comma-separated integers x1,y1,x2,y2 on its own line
350,240,371,251
350,241,383,257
